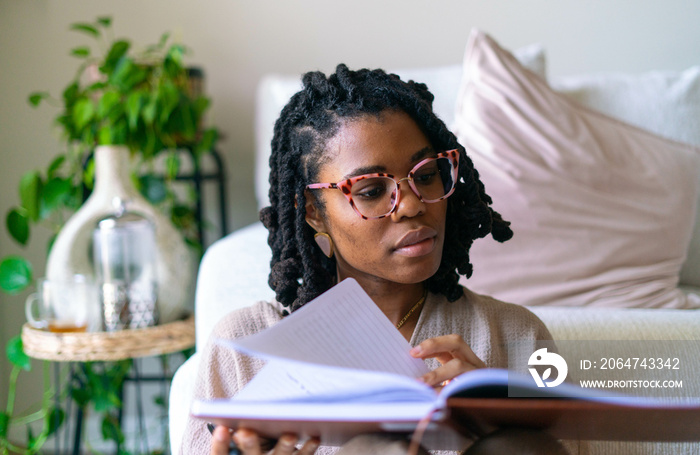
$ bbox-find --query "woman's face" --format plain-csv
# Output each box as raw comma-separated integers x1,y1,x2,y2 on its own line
305,110,448,287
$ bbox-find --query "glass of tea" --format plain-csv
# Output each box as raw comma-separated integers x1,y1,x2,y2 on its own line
25,275,99,332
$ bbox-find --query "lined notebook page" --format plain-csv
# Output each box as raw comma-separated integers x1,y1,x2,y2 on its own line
224,278,429,378
234,360,433,403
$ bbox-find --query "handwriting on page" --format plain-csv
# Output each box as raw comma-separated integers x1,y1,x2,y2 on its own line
223,278,429,377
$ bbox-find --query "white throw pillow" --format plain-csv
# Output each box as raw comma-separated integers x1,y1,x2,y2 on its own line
453,30,700,308
551,67,700,288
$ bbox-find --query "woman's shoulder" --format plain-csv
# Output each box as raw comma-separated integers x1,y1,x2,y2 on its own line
462,287,542,320
211,299,285,341
437,286,552,340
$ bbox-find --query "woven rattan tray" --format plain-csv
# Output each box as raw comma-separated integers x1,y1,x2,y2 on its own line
21,316,195,362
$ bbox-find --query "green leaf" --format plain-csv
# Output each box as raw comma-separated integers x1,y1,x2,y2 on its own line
109,57,148,91
98,125,113,145
6,208,30,245
28,91,50,107
158,32,171,49
80,127,95,148
110,119,128,145
96,16,112,28
181,346,196,359
46,407,65,436
97,89,121,119
101,40,130,75
27,425,37,450
70,387,90,407
126,91,145,130
62,81,79,105
158,82,180,124
0,256,33,294
19,170,41,221
138,175,167,204
6,335,31,371
171,204,195,232
165,153,180,180
47,233,57,256
178,104,197,142
70,46,91,58
101,414,125,444
143,129,157,157
72,97,95,131
70,23,100,38
153,395,166,407
87,81,107,91
167,44,185,66
0,411,8,439
83,157,96,189
40,177,72,216
142,98,157,126
196,128,218,155
193,96,211,118
67,184,83,209
93,390,119,412
47,155,66,179
108,56,133,86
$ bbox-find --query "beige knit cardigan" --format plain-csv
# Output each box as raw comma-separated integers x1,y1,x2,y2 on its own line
181,287,584,454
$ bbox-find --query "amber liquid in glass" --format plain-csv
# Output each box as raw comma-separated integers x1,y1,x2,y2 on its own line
47,321,88,333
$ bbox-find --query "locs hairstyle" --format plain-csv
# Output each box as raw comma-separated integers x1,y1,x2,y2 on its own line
259,64,512,313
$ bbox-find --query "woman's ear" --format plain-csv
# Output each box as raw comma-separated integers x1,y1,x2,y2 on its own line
303,190,327,233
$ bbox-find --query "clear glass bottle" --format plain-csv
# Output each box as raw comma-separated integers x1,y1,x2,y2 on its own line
93,199,159,331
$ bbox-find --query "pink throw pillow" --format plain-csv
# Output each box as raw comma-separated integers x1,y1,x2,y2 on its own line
454,30,700,308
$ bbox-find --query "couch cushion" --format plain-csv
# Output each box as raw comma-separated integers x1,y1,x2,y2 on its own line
453,30,700,308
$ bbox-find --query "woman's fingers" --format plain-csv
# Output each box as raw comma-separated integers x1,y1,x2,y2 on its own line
233,428,263,455
411,334,485,367
296,436,321,454
270,433,299,455
420,357,481,387
211,425,235,455
232,429,319,455
410,334,486,387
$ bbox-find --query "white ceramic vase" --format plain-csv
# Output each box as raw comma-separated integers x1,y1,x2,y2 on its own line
46,145,195,325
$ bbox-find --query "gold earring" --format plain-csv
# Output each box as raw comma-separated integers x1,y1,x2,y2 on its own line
314,232,334,258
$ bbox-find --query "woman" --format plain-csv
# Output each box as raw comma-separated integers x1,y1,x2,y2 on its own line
182,65,572,454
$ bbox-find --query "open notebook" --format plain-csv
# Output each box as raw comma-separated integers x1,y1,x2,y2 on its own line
191,279,700,449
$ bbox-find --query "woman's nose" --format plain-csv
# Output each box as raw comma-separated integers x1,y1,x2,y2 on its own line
391,179,425,220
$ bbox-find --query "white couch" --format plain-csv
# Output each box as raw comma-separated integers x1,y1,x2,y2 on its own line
170,47,700,454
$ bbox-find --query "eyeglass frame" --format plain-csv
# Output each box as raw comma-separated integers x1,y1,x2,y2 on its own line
305,149,460,220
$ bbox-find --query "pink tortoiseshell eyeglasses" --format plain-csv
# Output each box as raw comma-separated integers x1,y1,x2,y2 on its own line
306,149,459,220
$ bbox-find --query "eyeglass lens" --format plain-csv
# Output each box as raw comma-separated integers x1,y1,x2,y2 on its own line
350,157,455,218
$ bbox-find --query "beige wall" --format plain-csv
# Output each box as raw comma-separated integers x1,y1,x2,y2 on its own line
1,0,698,430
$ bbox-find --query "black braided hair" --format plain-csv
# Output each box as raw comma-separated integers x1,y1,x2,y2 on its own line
259,64,512,313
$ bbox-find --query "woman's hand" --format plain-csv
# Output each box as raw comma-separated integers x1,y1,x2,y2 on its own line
409,334,486,387
210,425,319,455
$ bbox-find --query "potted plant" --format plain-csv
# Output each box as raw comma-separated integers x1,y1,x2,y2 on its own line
0,16,216,454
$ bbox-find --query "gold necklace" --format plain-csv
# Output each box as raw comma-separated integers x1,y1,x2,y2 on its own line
396,289,428,329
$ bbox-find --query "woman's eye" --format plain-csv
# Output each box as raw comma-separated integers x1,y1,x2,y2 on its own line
414,171,437,185
354,184,387,200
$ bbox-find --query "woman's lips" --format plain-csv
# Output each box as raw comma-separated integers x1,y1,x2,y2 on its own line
394,228,438,257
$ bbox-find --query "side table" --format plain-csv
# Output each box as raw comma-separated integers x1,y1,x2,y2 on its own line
21,316,195,455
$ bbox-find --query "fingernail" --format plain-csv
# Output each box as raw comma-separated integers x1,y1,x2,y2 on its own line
281,435,297,448
410,346,422,356
234,431,255,449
